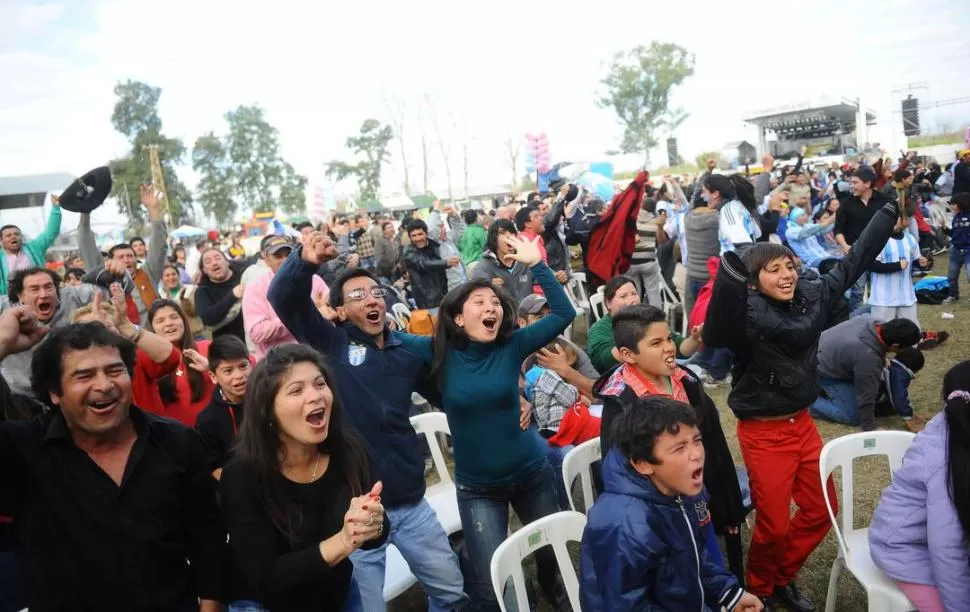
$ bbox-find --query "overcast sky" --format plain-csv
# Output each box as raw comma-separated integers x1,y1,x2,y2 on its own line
3,0,969,205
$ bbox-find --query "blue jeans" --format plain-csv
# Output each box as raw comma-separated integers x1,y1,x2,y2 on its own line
948,248,970,299
809,377,859,425
0,547,27,612
690,346,732,380
543,442,573,511
685,277,706,323
457,461,564,612
351,498,466,611
848,271,869,315
229,601,267,612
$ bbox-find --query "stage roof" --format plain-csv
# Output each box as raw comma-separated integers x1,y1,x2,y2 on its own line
743,97,876,136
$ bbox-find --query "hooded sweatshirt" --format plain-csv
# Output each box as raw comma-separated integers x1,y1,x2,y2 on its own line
815,315,886,431
869,413,970,610
580,449,743,612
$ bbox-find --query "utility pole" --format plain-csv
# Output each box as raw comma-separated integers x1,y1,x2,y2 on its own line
143,144,172,225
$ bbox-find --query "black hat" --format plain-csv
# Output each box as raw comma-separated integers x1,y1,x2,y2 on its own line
58,167,112,213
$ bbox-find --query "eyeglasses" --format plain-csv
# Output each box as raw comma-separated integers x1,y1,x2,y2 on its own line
344,287,387,302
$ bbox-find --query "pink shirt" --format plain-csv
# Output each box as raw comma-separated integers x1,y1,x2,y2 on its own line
243,269,328,361
5,250,30,276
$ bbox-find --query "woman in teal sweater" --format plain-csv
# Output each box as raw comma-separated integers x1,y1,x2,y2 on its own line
397,235,576,611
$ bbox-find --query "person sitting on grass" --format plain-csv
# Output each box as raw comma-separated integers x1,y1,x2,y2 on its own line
593,304,746,580
810,316,923,431
869,360,970,612
580,397,763,612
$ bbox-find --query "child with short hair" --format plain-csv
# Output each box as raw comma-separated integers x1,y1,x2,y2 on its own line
580,396,763,612
594,303,746,577
868,214,927,328
195,335,253,481
943,193,970,304
878,346,926,432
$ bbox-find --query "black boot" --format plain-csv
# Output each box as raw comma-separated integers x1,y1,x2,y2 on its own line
758,596,776,612
772,582,815,612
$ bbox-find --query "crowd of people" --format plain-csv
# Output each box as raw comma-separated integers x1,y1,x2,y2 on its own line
0,145,969,612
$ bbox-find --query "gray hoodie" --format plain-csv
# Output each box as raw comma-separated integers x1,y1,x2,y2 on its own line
815,315,886,431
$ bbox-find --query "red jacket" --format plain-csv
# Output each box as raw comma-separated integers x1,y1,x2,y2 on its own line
586,171,650,285
689,257,721,330
135,340,213,427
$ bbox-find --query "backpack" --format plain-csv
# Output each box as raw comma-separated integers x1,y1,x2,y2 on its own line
407,309,436,336
914,276,950,304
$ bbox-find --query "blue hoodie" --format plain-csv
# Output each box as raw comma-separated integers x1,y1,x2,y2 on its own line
580,449,743,612
268,249,432,508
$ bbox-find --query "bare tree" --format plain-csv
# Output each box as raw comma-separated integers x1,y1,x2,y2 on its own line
503,133,520,189
424,92,453,201
456,116,472,200
383,94,411,195
417,99,432,194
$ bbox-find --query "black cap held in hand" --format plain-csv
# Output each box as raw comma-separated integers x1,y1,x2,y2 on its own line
58,167,112,213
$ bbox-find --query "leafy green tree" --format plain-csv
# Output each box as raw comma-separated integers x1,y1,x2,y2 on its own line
196,105,308,218
326,119,393,202
694,151,723,169
108,80,194,228
192,132,236,225
598,43,695,168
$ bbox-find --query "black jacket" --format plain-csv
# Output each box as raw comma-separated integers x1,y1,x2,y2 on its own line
703,200,899,420
195,387,242,475
195,260,250,341
402,240,449,309
541,199,570,273
593,365,746,535
833,188,889,246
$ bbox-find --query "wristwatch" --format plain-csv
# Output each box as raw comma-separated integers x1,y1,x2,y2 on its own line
126,325,143,344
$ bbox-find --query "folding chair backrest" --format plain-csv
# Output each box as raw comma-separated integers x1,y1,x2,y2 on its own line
562,438,602,513
391,302,412,330
409,412,453,486
490,511,586,612
819,431,915,556
589,288,606,322
567,276,590,308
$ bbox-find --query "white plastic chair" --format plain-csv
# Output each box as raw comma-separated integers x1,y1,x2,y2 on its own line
381,412,461,603
409,412,461,535
490,511,586,612
659,275,685,335
819,431,916,612
562,438,602,513
588,287,606,322
391,302,412,330
382,543,417,601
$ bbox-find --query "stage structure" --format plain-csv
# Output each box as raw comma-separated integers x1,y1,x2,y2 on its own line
743,97,877,158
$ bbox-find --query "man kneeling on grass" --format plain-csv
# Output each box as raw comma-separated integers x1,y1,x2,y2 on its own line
579,396,763,612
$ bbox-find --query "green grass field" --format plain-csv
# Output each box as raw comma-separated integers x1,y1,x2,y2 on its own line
392,254,968,611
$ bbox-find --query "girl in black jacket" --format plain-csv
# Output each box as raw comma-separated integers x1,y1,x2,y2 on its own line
701,193,899,611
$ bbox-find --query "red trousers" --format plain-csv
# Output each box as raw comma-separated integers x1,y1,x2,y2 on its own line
737,410,838,596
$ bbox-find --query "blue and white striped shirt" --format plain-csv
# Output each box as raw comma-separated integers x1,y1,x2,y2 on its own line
869,233,919,307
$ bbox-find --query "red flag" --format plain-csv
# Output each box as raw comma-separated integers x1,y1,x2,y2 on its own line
585,171,650,286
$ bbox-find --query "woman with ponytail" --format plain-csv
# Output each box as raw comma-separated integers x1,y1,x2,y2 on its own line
869,360,970,611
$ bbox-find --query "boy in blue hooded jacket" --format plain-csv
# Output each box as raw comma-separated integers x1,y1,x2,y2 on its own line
580,396,763,612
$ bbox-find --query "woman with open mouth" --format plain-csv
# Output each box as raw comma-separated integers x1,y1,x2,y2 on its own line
220,344,389,611
397,234,577,611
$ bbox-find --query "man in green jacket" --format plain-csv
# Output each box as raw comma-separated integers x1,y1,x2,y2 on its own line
0,200,62,295
459,209,487,266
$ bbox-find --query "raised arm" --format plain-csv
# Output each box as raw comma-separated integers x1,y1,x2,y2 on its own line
77,213,103,271
28,200,62,254
267,235,345,357
509,237,576,357
701,251,749,351
821,200,899,309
